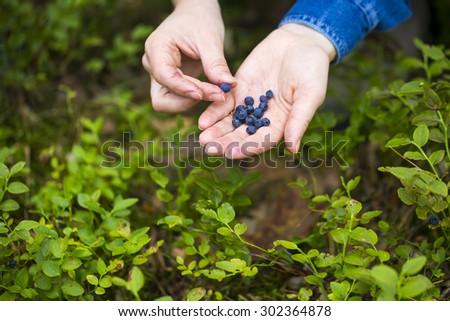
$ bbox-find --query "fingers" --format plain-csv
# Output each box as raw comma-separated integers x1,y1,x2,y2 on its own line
284,89,326,153
200,105,286,159
198,38,236,87
142,45,203,100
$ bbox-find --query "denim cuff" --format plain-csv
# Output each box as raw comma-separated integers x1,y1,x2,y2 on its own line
279,0,412,63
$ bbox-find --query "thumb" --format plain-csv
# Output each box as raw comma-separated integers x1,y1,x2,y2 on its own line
198,39,236,87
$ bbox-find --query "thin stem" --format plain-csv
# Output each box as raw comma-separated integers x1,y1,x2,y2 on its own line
412,142,440,177
436,110,450,163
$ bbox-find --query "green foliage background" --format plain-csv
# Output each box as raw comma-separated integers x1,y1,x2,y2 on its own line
1,0,450,301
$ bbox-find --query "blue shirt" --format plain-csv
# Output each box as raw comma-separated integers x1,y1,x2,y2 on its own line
279,0,412,62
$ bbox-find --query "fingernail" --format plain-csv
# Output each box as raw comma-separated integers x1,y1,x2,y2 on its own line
293,139,300,153
221,74,236,84
187,91,203,100
210,93,225,102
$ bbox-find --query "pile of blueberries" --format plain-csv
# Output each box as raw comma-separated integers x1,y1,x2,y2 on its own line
219,83,274,135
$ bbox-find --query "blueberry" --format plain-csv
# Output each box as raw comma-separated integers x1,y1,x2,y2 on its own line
236,105,246,113
8,259,17,268
245,116,255,125
244,96,254,106
255,119,263,129
253,107,263,119
260,95,268,102
266,90,274,99
232,119,243,128
246,105,254,113
246,126,257,135
429,215,440,225
236,109,248,120
261,117,270,126
259,101,268,111
219,83,231,92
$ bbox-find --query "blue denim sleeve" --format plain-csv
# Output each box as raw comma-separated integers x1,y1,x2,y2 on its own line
279,0,412,62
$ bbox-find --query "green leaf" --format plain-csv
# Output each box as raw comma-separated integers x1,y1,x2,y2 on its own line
429,150,445,165
15,220,39,231
412,111,440,127
216,260,236,272
413,124,429,147
350,227,378,245
304,275,323,286
156,189,173,203
330,228,349,244
361,210,382,224
10,162,26,175
126,266,144,297
97,258,107,275
99,276,112,288
217,202,235,224
1,199,20,212
7,181,29,194
346,177,361,192
150,170,169,189
95,287,106,295
61,257,82,271
196,208,218,220
86,275,99,286
403,151,426,161
343,252,365,266
159,215,183,228
15,268,29,289
41,260,61,278
216,227,232,236
397,188,416,205
385,137,412,148
182,232,195,246
233,223,247,236
371,265,398,296
428,180,448,197
0,163,9,178
378,250,390,263
396,245,412,258
398,275,433,299
61,280,84,296
112,198,138,213
330,282,347,299
34,275,52,291
273,240,298,250
187,287,206,301
397,81,423,96
401,256,427,276
424,45,445,60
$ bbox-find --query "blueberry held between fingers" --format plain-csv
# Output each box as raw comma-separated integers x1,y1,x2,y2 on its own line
259,95,268,102
259,101,267,111
246,105,254,113
220,83,231,92
266,90,274,99
261,117,270,126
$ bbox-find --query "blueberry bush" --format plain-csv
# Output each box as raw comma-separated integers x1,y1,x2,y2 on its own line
1,0,449,301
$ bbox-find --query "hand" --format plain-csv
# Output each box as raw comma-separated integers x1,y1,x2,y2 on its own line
198,23,336,159
142,0,235,112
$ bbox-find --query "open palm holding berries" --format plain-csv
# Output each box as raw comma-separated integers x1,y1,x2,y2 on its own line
198,24,335,159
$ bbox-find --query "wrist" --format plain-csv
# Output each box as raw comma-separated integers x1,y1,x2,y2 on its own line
279,23,336,62
173,0,219,9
